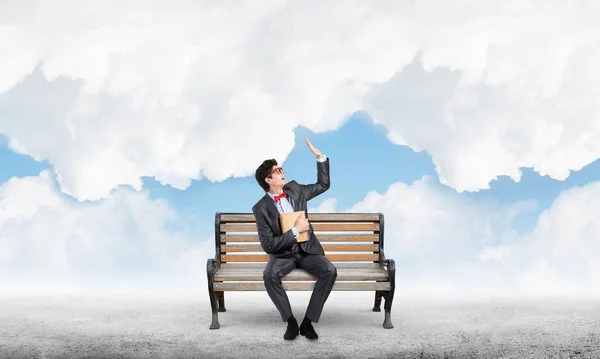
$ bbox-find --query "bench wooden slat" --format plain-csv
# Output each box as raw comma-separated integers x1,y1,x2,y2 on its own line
214,268,388,281
219,262,382,269
221,243,379,253
213,282,391,291
221,253,379,262
220,213,380,222
220,234,379,243
221,223,380,232
215,269,387,275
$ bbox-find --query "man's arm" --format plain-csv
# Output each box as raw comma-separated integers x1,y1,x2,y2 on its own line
298,155,330,202
252,204,297,254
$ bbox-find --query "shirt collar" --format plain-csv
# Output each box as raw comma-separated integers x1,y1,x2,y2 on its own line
266,189,284,202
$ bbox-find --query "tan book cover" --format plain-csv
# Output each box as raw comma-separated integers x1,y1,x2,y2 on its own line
280,211,309,242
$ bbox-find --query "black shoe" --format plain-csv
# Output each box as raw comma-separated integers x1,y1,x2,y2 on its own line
300,321,318,340
284,322,299,340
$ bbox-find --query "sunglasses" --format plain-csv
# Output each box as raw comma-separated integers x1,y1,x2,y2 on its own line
267,167,284,178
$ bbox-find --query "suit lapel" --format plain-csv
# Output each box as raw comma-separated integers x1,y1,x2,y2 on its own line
262,194,282,234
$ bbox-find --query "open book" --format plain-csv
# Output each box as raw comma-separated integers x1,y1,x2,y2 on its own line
279,211,309,243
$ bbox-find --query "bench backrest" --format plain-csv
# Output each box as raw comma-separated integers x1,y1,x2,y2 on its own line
215,212,384,265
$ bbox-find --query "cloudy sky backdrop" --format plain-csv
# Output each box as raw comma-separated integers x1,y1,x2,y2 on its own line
2,0,600,296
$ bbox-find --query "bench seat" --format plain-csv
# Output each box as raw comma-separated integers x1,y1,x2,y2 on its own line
214,264,390,291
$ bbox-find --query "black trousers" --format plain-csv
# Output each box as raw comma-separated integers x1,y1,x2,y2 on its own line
263,251,337,323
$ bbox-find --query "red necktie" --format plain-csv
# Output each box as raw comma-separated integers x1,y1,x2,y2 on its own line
274,191,287,202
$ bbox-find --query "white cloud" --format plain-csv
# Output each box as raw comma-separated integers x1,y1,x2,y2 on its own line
326,177,600,297
338,177,525,296
1,1,600,200
308,198,338,213
0,170,207,294
509,182,600,296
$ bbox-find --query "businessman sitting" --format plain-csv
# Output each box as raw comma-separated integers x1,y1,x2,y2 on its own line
252,137,337,340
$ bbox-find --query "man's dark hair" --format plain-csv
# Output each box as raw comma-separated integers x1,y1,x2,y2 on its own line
255,158,278,192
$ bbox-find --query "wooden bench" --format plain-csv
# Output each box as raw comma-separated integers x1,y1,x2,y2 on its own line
206,212,396,330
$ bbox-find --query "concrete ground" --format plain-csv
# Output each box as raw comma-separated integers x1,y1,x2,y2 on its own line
1,291,600,358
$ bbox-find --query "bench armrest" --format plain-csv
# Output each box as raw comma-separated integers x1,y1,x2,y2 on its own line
378,250,395,275
206,256,221,278
378,249,388,270
379,252,387,270
383,258,395,274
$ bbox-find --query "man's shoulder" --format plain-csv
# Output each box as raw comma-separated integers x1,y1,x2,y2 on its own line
252,197,270,224
252,194,267,212
284,180,299,189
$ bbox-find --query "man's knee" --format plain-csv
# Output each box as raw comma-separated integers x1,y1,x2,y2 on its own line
263,268,283,283
322,263,337,280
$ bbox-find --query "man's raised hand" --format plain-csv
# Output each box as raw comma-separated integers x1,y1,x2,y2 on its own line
305,137,323,159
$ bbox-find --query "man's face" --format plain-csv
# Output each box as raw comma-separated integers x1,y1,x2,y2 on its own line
266,165,286,188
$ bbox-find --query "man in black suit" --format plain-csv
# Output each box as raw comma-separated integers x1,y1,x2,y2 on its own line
252,137,337,341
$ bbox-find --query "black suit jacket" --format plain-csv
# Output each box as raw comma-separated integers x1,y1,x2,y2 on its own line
252,158,330,258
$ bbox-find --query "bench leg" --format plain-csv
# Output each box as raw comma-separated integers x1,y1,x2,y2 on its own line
372,291,383,312
209,290,221,329
382,260,396,329
207,259,220,330
218,292,226,312
383,289,394,329
382,290,395,329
